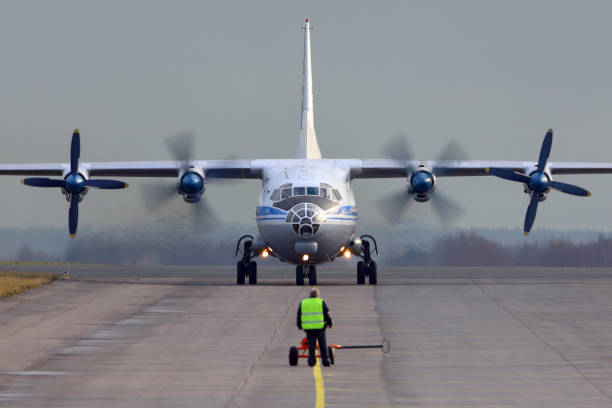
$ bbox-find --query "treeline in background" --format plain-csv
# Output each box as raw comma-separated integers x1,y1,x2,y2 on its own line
5,223,612,266
388,232,612,267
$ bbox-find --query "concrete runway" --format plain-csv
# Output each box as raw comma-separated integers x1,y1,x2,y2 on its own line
2,265,612,407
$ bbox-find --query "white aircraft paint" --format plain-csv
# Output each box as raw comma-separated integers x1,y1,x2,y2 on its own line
295,18,322,160
1,19,612,283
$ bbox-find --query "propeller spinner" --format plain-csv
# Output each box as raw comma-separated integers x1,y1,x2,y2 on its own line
21,129,128,237
378,134,465,225
141,132,220,229
487,129,591,235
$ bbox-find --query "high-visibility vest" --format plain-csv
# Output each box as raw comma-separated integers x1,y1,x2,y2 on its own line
301,297,325,330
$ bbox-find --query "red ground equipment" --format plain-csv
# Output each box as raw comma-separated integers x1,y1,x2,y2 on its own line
288,337,390,366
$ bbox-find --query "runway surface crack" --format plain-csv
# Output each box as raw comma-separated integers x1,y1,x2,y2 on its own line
5,283,117,338
473,279,612,403
223,288,303,408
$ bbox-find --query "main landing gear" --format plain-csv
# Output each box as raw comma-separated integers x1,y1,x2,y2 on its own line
357,235,379,285
296,264,317,286
235,235,257,285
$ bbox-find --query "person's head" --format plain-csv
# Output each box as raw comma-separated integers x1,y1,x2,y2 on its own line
310,288,320,298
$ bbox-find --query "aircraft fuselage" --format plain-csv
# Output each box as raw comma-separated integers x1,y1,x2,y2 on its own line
257,160,356,264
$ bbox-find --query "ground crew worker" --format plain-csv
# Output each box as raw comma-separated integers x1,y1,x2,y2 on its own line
297,288,333,367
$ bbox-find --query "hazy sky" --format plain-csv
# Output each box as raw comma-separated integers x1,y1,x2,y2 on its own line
1,1,612,235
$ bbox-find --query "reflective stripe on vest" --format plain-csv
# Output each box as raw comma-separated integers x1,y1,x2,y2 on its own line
301,297,325,330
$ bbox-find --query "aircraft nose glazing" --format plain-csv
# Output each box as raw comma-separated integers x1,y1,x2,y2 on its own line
285,202,325,237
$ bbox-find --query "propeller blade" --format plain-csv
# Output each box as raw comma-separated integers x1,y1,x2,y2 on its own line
192,199,221,230
548,180,591,197
432,140,470,176
141,183,177,211
68,193,79,238
537,129,553,170
85,179,129,189
436,140,469,162
381,134,414,163
430,191,464,225
377,190,412,224
70,129,81,174
524,194,539,235
22,178,65,188
165,132,194,163
486,168,530,183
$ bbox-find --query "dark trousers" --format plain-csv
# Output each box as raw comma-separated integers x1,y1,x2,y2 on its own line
305,329,329,367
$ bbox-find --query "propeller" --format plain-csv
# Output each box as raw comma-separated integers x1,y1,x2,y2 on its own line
165,131,194,173
377,190,413,223
22,129,128,237
381,133,415,164
377,134,465,225
141,132,220,229
487,129,591,235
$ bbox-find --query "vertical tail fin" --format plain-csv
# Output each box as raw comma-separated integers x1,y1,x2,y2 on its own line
295,18,322,159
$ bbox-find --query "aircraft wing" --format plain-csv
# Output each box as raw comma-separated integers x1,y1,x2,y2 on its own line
3,159,612,179
352,159,612,178
0,160,261,179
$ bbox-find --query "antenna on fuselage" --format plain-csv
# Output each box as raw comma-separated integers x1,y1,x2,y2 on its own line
295,18,322,160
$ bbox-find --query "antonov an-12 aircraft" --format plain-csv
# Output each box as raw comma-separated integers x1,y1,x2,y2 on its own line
2,19,612,285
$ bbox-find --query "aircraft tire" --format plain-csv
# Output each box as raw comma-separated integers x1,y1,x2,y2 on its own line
236,262,246,285
328,346,335,365
368,261,377,285
248,261,257,285
308,265,317,286
296,265,305,286
289,346,299,366
357,261,366,285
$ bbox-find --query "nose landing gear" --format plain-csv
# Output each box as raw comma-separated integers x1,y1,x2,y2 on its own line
235,235,257,285
357,235,378,285
296,264,317,286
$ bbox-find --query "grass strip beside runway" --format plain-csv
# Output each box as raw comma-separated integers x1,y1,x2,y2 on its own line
0,271,57,298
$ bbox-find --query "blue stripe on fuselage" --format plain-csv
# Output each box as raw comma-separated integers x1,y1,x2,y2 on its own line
325,205,358,217
256,206,288,216
256,205,357,222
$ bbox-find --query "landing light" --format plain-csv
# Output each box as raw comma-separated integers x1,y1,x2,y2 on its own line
340,246,345,252
343,249,352,258
302,254,310,262
261,249,269,258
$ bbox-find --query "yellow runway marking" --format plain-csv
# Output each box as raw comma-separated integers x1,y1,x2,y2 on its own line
312,358,325,408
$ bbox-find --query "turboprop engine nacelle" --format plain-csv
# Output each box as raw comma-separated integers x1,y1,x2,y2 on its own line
408,166,436,202
524,165,552,202
61,167,89,201
178,168,206,203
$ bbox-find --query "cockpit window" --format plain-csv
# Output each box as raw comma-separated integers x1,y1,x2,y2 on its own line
271,183,341,203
